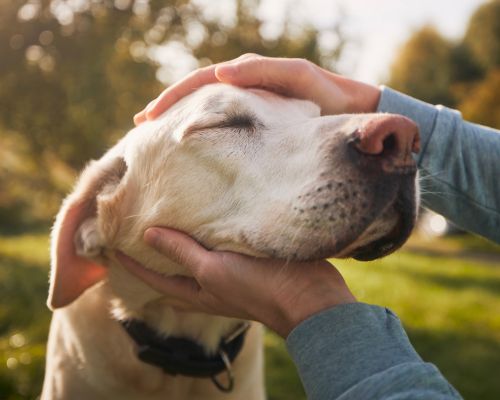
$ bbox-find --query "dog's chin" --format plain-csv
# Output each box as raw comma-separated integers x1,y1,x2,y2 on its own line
344,201,416,261
349,218,412,261
295,199,417,262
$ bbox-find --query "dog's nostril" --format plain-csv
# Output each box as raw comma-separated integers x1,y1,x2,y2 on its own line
382,133,397,155
353,115,419,159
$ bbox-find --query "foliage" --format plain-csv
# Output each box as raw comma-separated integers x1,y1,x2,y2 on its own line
0,234,51,399
388,26,455,106
0,0,343,230
388,0,500,125
463,0,500,73
459,68,500,128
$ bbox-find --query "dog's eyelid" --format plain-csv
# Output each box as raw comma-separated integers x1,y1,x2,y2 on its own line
222,113,256,129
183,113,261,137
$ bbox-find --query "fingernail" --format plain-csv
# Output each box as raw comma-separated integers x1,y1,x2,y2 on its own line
145,100,155,112
145,101,158,119
133,113,143,125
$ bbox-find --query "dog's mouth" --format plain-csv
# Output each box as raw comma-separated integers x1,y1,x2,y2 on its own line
348,184,417,261
350,203,414,261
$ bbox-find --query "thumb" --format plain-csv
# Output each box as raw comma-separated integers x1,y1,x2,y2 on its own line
144,228,217,276
115,250,201,299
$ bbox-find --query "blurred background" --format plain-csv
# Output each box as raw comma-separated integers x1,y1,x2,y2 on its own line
1,0,499,399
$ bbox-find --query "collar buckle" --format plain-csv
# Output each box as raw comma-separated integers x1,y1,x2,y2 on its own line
211,349,234,392
211,322,250,392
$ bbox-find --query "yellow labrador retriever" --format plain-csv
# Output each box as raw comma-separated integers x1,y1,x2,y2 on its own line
42,83,419,399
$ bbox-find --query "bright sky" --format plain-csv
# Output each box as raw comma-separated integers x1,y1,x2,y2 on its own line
258,0,486,84
158,0,486,85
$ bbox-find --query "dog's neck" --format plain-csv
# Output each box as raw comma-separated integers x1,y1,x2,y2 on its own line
103,257,242,354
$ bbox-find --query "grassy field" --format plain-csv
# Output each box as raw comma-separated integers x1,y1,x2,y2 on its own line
0,232,499,399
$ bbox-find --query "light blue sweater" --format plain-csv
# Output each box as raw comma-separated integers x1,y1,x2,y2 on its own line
378,87,500,243
286,87,500,399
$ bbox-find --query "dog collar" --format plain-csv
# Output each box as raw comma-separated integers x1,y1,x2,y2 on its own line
120,319,249,392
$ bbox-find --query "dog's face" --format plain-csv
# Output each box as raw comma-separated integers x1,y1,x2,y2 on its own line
49,83,419,308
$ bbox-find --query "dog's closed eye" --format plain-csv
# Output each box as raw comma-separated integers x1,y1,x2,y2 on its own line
220,114,256,129
184,112,262,137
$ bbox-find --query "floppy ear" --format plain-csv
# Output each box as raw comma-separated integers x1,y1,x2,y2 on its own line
48,156,127,310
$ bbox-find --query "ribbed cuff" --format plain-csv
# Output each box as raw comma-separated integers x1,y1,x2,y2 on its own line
376,86,443,166
286,303,421,400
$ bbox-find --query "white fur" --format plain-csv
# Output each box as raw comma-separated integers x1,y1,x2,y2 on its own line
43,84,418,399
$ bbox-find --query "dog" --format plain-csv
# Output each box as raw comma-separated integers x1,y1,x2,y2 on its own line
42,83,420,399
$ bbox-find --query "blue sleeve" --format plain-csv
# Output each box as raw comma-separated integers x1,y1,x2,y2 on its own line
286,303,462,400
377,86,500,243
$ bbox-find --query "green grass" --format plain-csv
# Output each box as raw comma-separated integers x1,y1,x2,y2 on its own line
0,234,51,399
1,233,499,399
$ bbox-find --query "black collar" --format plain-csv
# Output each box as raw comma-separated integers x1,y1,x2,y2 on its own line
120,319,249,392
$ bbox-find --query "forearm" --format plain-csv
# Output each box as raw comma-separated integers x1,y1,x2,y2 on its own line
286,303,462,400
377,87,500,243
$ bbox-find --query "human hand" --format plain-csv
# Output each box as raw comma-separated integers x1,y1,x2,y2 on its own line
133,54,381,125
115,227,357,338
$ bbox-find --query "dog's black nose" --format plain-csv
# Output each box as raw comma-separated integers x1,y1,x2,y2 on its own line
352,115,420,173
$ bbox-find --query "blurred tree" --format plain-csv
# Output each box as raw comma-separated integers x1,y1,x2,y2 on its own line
459,69,500,128
0,0,344,230
387,26,455,106
387,0,500,128
448,43,483,84
463,0,500,74
190,0,338,67
0,0,163,169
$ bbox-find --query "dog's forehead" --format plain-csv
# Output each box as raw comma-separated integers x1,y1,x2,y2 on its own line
184,83,320,119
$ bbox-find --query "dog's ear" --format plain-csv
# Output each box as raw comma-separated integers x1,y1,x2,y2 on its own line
48,156,127,310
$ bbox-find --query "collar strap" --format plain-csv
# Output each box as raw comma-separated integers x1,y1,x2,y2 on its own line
120,319,249,392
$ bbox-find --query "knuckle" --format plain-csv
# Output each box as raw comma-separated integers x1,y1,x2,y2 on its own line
185,67,207,82
168,88,181,103
239,52,260,60
198,64,214,73
292,58,313,74
194,255,218,283
250,57,268,85
291,58,316,86
194,264,210,283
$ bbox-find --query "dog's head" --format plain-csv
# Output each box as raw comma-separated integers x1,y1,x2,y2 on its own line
49,83,420,309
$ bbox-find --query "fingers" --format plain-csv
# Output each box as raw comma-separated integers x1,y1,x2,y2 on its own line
133,100,156,125
144,227,217,276
215,56,315,96
115,250,202,299
145,65,219,120
133,111,147,126
134,54,319,126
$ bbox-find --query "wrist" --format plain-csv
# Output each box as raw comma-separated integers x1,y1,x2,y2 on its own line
272,279,357,338
326,71,381,114
345,79,381,113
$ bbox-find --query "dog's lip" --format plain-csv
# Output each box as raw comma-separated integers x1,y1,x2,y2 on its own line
349,193,416,261
350,217,404,261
